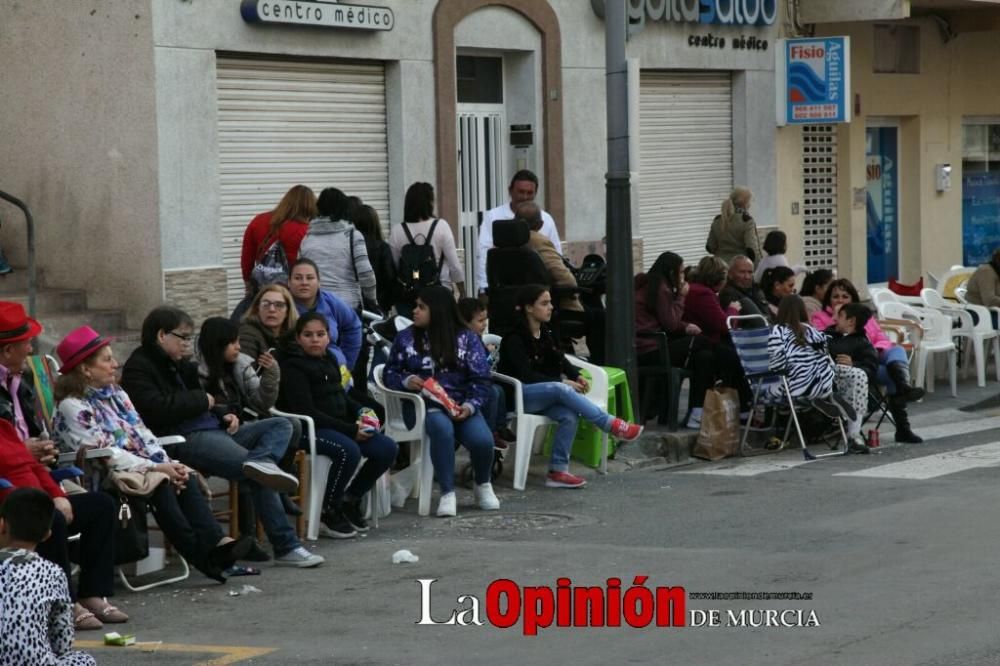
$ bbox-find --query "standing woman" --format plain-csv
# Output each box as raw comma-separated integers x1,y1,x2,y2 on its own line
353,204,396,315
240,185,317,293
299,187,377,312
634,251,715,429
500,285,643,489
388,183,466,316
53,326,252,584
706,186,763,266
383,286,494,517
276,312,398,536
287,258,363,371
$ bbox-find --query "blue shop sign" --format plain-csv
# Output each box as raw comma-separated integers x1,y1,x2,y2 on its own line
241,0,394,31
591,0,778,30
776,37,850,125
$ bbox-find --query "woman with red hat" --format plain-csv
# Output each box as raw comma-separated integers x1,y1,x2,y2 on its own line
52,326,254,585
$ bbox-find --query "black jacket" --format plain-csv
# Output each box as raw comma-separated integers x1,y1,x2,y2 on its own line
366,238,397,313
825,327,879,382
719,283,771,325
0,367,43,438
120,345,214,437
497,324,580,385
275,342,362,438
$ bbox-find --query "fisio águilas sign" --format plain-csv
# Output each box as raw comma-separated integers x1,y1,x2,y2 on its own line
591,0,778,29
241,0,394,31
776,37,851,125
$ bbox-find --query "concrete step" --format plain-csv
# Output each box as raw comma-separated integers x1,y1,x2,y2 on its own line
35,310,129,355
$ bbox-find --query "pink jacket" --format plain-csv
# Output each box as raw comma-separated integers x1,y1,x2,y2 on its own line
810,307,892,351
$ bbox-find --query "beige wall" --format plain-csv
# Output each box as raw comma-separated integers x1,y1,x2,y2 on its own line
776,19,1000,287
0,0,162,327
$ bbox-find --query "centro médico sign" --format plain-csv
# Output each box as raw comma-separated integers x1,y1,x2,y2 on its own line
241,0,394,31
591,0,777,28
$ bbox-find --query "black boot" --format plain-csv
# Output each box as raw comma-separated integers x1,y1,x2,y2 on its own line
889,396,923,443
887,362,925,403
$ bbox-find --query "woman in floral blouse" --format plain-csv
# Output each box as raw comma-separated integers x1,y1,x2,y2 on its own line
51,326,251,584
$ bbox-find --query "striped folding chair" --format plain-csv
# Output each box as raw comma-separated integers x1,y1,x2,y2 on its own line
727,315,847,460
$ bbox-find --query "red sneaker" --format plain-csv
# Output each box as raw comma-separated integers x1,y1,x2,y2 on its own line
546,470,587,488
609,417,643,441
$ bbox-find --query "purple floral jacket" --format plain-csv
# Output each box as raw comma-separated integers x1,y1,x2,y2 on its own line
384,326,492,412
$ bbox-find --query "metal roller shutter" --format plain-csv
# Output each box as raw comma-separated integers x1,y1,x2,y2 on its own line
638,71,733,270
216,56,389,308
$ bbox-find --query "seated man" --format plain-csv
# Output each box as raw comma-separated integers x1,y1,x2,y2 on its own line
719,255,771,325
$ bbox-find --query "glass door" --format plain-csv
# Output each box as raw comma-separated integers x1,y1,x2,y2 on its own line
962,122,1000,266
866,125,900,282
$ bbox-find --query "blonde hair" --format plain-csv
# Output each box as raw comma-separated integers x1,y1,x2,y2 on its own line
270,185,318,233
243,284,298,335
721,186,752,218
689,255,729,289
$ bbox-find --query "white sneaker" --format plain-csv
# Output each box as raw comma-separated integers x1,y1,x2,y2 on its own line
242,461,299,493
274,546,324,568
436,491,457,517
474,483,500,511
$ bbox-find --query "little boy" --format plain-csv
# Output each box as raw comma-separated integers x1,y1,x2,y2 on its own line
0,488,96,666
825,302,879,453
457,298,514,450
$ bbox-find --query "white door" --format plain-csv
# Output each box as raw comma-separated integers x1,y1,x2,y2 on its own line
216,56,390,309
638,71,733,269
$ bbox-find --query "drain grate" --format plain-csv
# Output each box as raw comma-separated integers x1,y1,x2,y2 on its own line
439,512,594,532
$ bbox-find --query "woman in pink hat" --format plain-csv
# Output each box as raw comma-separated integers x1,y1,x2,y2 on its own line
51,326,253,585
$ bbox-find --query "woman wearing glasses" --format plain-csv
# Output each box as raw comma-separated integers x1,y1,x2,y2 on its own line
239,284,297,368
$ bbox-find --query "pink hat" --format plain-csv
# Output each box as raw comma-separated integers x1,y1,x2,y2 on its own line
56,326,115,374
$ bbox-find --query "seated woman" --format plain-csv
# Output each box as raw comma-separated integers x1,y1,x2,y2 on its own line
275,313,398,536
800,269,834,318
120,306,323,568
634,251,715,430
811,278,924,443
383,286,496,517
239,284,297,363
768,295,869,453
759,266,797,321
52,326,253,584
498,285,643,489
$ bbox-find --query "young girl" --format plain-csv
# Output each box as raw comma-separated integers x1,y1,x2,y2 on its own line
198,317,279,419
811,278,924,443
458,297,511,450
498,285,643,489
384,286,495,517
754,230,807,284
767,295,869,453
277,313,398,535
800,269,834,318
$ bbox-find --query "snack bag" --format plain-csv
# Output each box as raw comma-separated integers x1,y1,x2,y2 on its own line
357,408,381,434
421,377,462,417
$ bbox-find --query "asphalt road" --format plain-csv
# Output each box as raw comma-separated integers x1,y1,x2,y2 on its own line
77,415,1000,666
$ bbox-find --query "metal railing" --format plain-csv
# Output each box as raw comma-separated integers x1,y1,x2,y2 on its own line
0,190,36,317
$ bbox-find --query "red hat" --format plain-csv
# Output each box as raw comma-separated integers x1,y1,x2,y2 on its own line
0,302,42,344
56,326,115,374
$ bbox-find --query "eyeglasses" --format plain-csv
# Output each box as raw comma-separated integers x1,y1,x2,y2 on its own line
259,300,288,311
167,331,194,344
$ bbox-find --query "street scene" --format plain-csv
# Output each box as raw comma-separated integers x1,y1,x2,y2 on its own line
3,0,1000,664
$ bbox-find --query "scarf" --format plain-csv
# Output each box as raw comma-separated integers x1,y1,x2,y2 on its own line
83,385,165,462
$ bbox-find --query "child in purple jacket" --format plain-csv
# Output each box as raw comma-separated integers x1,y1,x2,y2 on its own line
384,286,497,517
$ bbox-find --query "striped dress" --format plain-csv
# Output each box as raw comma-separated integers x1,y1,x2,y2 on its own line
766,324,835,400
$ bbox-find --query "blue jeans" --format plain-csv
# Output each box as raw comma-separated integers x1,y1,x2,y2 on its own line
876,345,910,395
174,421,300,556
423,410,494,494
481,384,508,432
315,428,398,513
522,382,612,473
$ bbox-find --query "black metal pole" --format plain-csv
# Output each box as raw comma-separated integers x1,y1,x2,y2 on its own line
0,190,36,318
604,0,638,400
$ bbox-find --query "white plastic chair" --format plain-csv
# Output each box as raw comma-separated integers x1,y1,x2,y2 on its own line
910,308,958,396
922,287,999,386
372,365,433,516
872,289,901,319
921,288,977,381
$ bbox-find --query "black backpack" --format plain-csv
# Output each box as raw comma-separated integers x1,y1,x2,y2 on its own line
396,219,445,301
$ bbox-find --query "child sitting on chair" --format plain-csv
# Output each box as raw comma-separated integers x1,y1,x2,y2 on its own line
0,488,97,666
767,295,868,453
457,298,513,451
824,303,879,453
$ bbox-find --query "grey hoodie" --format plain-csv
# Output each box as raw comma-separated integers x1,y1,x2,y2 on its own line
299,217,376,310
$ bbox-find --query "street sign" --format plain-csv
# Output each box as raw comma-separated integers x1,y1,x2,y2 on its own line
776,36,851,125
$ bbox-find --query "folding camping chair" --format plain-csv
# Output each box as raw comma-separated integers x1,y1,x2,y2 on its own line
727,315,849,460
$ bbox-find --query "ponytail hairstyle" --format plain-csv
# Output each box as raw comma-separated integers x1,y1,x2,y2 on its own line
800,269,834,300
775,295,810,346
414,286,465,368
761,266,796,301
721,186,752,218
645,251,684,313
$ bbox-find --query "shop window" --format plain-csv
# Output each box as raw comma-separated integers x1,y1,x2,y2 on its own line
457,56,503,104
873,25,919,74
962,124,1000,265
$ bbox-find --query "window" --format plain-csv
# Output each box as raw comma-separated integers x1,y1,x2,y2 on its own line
962,123,1000,265
457,56,503,104
873,24,919,74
